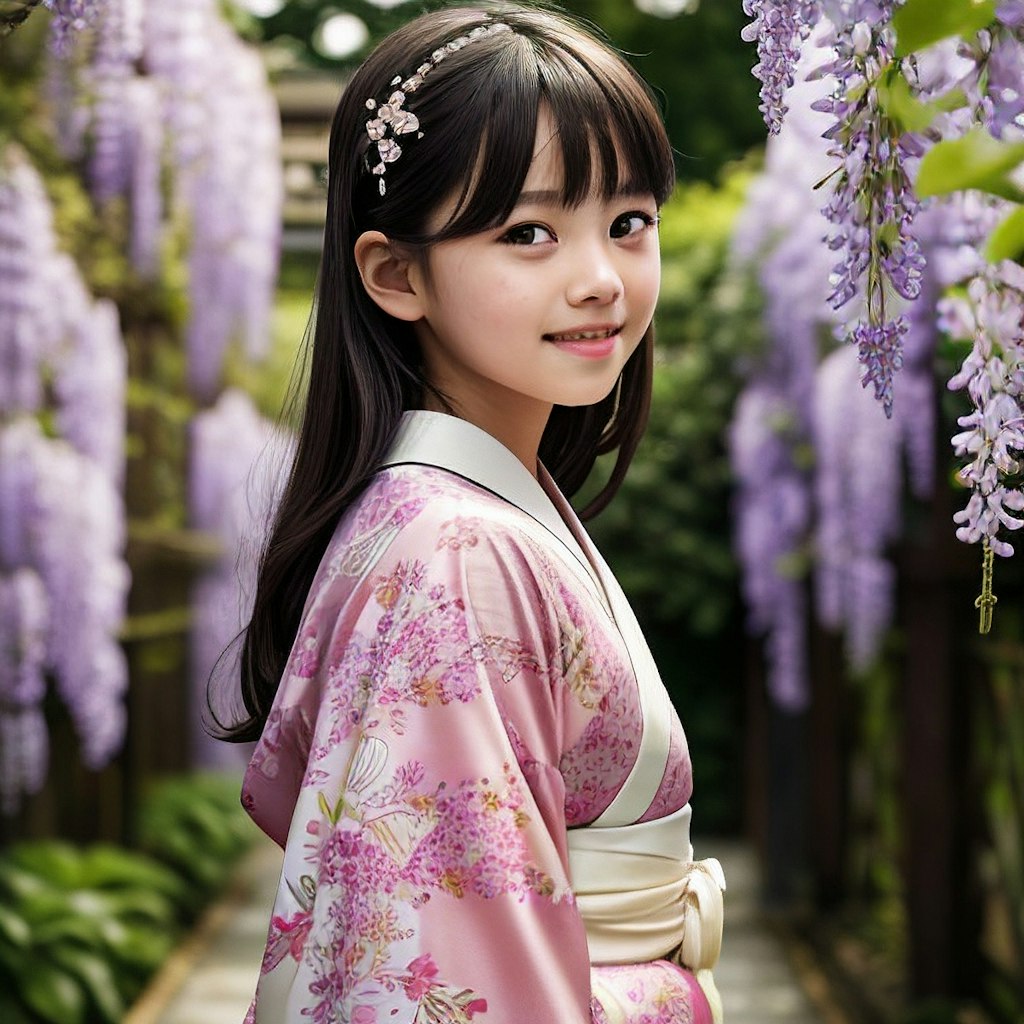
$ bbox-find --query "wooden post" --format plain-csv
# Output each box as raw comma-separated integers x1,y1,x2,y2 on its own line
898,486,983,998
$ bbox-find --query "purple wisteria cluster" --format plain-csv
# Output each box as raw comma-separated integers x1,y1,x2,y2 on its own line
957,1,1024,141
46,0,283,400
729,32,1012,693
741,0,823,134
743,0,929,419
0,147,130,811
189,390,292,767
811,2,926,418
42,0,105,57
942,262,1024,560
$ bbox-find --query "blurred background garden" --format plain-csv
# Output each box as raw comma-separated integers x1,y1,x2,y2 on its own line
1,0,1023,1022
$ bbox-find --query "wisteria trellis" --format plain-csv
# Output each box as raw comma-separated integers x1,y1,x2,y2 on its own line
0,0,282,810
739,0,1024,704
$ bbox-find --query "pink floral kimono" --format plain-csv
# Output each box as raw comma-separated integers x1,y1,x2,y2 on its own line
241,411,723,1023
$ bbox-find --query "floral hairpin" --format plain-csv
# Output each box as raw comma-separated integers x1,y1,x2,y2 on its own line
364,22,512,196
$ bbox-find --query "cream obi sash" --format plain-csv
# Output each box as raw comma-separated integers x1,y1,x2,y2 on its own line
382,412,726,1020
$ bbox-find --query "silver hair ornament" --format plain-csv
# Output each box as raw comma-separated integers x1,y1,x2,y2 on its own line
364,22,512,196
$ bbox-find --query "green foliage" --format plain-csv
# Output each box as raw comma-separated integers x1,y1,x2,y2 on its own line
0,773,258,1024
986,205,1024,263
876,67,967,135
137,772,260,911
915,129,1024,203
893,0,996,57
0,843,181,1024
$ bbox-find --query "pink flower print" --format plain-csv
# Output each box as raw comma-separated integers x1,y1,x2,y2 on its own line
375,567,406,610
292,645,320,678
465,997,488,1017
352,1007,377,1024
436,517,480,551
402,953,439,1001
262,907,312,972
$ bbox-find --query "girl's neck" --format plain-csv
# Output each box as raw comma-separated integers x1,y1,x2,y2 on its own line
419,391,550,479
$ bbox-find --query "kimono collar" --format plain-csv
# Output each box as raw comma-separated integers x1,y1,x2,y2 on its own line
379,410,603,596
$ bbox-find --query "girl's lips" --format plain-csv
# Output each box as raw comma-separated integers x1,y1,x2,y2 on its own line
547,331,620,358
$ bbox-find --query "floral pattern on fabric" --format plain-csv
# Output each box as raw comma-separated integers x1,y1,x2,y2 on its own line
592,961,706,1024
242,466,707,1023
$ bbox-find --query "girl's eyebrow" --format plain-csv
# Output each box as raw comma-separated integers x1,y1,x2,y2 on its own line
513,183,655,209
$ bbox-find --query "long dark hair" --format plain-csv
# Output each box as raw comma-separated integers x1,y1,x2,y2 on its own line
218,1,675,742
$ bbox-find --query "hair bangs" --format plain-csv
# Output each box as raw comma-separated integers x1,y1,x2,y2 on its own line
541,35,675,207
431,39,544,239
412,20,675,241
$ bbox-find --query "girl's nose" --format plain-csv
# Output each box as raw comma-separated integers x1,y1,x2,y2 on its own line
567,248,624,306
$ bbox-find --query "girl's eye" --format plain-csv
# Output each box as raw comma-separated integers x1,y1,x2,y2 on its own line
610,211,658,239
500,223,555,246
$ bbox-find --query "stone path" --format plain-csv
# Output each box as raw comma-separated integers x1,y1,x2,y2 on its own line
126,838,845,1024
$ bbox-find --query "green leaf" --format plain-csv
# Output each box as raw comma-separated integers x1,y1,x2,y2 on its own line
985,205,1024,262
893,0,997,57
877,70,941,133
0,905,30,948
79,845,184,902
108,924,176,973
6,842,83,889
51,947,125,1024
915,128,1024,201
22,963,87,1024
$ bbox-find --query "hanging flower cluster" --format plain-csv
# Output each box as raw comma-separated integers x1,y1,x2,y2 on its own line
942,261,1024,626
730,22,1019,695
740,0,1024,663
741,0,823,134
41,0,104,56
744,1,927,420
189,390,291,767
46,0,283,400
0,146,130,812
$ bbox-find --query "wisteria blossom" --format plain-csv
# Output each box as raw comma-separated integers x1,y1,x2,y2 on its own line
0,148,127,486
46,0,283,398
741,0,823,134
943,262,1024,565
143,0,283,397
809,1,926,417
42,0,107,57
814,346,902,671
189,390,292,767
0,146,130,809
729,384,811,710
729,33,840,706
0,568,49,813
0,421,130,803
83,0,145,204
955,11,1024,142
0,145,64,414
51,263,128,484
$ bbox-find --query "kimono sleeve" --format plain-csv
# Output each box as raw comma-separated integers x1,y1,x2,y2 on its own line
249,507,597,1024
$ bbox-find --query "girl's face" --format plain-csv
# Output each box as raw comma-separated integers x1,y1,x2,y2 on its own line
408,106,662,466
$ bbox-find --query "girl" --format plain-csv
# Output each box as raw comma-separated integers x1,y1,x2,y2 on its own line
226,3,725,1021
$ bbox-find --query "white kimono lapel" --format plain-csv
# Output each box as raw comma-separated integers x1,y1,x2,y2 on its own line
380,410,609,610
380,410,672,827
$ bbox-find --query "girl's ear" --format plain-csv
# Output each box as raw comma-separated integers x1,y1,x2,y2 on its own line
353,230,425,323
